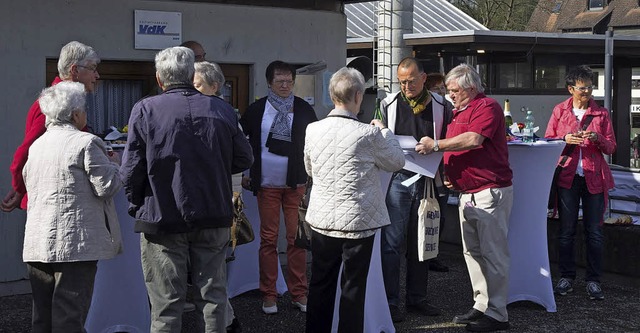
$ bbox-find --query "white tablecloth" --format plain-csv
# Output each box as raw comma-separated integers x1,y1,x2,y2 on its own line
506,140,565,312
331,231,395,333
85,191,151,333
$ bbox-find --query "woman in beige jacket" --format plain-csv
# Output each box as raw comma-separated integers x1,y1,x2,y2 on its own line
22,81,122,333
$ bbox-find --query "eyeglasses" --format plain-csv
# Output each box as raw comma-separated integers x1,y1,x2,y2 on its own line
571,85,595,92
78,65,98,73
399,79,419,87
273,80,294,87
195,53,206,61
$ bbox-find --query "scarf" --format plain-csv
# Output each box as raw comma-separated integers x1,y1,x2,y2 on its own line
267,90,294,142
401,88,431,115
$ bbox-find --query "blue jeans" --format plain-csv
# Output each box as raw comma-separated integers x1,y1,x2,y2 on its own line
381,172,430,307
557,175,605,283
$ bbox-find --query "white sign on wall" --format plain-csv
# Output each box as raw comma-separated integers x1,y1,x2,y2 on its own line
134,10,182,50
631,104,640,113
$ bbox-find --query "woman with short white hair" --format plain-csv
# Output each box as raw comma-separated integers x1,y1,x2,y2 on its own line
22,81,123,333
303,67,404,332
194,61,226,97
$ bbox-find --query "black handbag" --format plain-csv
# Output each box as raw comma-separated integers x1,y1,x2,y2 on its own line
294,178,313,250
548,115,594,209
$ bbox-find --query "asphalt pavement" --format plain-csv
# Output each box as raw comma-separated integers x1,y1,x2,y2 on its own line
1,242,639,332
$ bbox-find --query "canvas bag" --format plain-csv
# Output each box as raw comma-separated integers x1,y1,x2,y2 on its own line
418,178,440,261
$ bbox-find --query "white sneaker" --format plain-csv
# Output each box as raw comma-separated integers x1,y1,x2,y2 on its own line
262,301,278,315
292,301,307,313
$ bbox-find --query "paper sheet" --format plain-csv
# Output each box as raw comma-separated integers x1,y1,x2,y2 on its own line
396,135,443,178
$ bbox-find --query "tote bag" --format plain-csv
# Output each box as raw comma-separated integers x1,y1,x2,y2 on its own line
418,179,440,261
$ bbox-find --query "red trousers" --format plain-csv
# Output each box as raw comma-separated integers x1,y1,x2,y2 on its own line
257,187,308,302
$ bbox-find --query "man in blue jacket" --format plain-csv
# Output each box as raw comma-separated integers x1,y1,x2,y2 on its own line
120,46,253,333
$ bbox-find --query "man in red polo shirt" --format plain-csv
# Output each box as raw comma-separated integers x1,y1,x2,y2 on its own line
1,41,100,212
416,64,513,332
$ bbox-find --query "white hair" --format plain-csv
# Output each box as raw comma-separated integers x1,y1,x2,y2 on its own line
57,41,100,79
329,67,365,105
155,47,195,87
445,63,485,94
194,61,225,96
38,81,86,127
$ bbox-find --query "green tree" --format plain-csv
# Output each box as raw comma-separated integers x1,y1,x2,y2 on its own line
449,0,539,31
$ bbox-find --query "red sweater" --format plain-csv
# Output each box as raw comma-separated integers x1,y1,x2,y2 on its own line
9,77,63,209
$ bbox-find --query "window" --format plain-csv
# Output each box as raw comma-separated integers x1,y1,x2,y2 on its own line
496,62,532,89
589,0,605,10
552,1,563,13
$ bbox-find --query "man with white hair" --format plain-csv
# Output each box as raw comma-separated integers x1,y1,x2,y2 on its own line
120,46,253,333
2,41,100,212
418,64,513,332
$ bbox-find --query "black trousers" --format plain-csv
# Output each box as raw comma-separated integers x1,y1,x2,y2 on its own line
306,229,375,333
27,261,98,333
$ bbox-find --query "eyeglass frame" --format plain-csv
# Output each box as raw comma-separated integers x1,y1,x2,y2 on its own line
78,64,98,73
571,85,595,92
273,79,294,87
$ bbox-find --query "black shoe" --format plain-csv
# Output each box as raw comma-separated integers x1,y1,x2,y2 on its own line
227,317,241,333
466,315,509,332
429,259,450,272
389,304,405,323
407,300,441,316
453,308,484,324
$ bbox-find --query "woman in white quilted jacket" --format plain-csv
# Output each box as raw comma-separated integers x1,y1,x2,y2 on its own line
22,81,123,332
303,67,405,333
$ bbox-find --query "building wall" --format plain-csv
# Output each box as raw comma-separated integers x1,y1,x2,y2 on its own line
0,1,345,292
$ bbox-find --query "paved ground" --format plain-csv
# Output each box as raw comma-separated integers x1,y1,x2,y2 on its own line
1,242,639,332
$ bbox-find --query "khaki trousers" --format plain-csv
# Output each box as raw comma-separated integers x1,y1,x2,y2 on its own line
458,186,513,322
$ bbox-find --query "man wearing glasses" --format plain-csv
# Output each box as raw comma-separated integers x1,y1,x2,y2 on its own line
377,57,452,323
181,40,207,62
2,41,100,212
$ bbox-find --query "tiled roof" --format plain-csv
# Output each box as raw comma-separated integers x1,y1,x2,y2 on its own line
346,0,487,39
527,0,640,33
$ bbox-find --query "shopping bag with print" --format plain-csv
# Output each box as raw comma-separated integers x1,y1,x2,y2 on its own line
417,179,440,261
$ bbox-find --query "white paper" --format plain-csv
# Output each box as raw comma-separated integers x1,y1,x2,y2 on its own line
403,151,443,178
395,135,443,178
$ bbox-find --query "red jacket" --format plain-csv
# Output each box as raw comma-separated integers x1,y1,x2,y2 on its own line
544,97,616,194
9,77,62,209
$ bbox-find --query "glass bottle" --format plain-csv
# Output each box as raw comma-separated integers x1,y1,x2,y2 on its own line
504,99,513,134
523,109,535,143
373,98,383,120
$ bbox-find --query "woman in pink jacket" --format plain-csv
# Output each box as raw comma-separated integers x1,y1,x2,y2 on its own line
545,65,616,301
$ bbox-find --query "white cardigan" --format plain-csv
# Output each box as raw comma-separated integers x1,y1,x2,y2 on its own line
22,124,123,262
303,109,404,239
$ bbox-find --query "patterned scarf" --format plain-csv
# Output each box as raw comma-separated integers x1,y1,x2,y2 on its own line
267,90,294,142
401,88,431,115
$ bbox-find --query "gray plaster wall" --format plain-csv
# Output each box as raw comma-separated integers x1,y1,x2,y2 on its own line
0,1,345,292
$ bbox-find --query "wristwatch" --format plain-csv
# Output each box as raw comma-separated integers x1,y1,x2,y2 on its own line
433,140,440,152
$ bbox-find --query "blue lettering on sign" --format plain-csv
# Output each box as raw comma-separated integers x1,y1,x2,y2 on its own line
138,24,168,35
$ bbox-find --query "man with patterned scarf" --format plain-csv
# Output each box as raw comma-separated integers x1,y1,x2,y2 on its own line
240,60,317,315
378,57,453,323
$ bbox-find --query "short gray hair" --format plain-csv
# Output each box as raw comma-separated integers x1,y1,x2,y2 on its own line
38,81,86,127
57,41,100,79
194,61,225,96
445,64,484,94
155,47,195,87
329,67,365,105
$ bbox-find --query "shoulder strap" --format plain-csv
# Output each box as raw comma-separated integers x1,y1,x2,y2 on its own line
558,115,595,167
